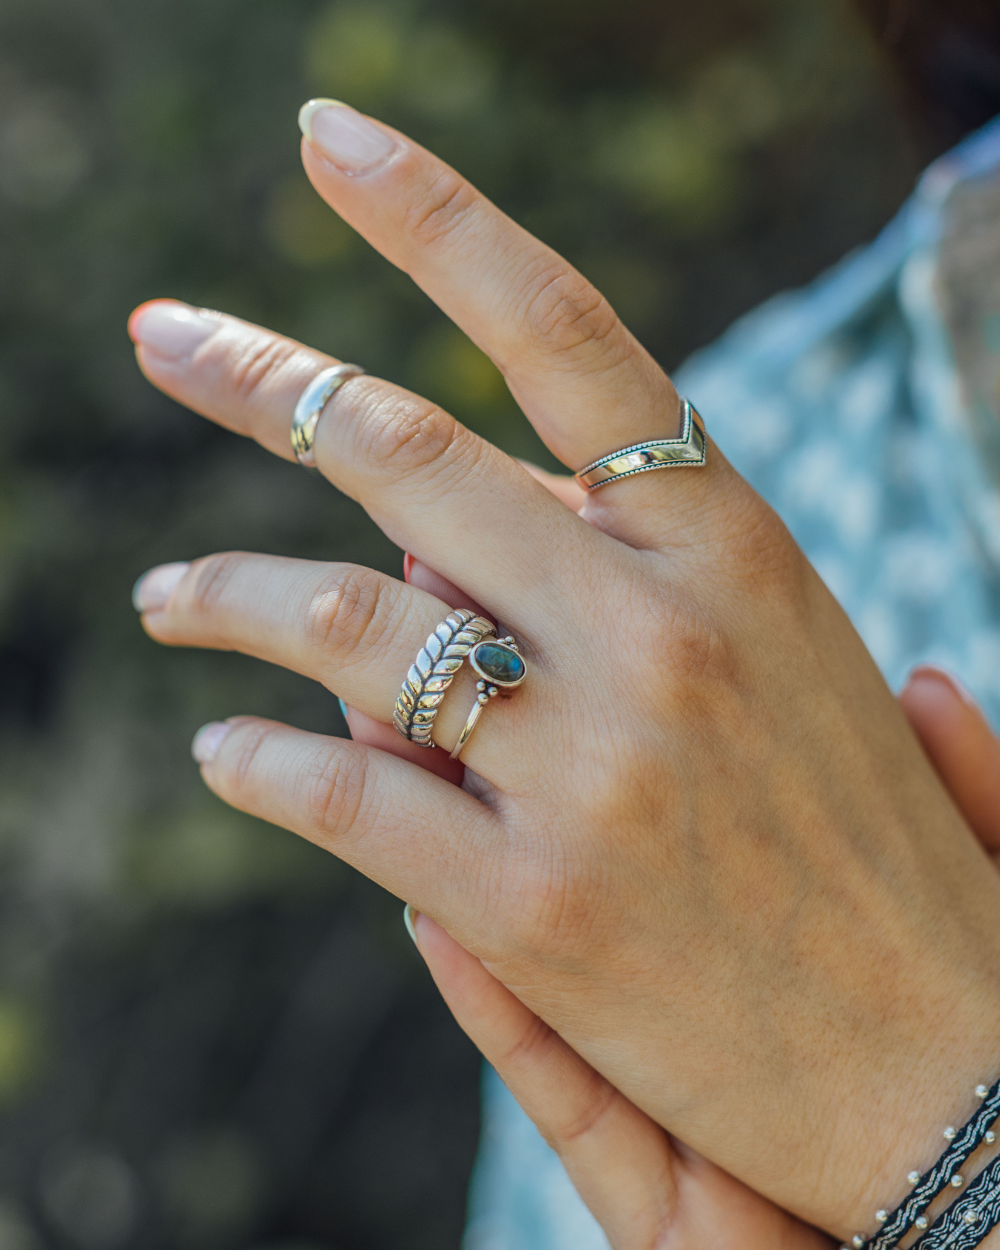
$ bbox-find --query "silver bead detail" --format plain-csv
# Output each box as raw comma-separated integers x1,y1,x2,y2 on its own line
987,1130,997,1145
915,1216,929,1230
964,1210,979,1226
951,1174,965,1189
944,1127,958,1141
977,1085,990,1099
876,1210,888,1224
476,680,486,691
852,1237,866,1249
908,1171,922,1186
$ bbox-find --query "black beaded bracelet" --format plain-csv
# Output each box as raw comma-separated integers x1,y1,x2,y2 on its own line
912,1150,1000,1250
843,1076,1000,1250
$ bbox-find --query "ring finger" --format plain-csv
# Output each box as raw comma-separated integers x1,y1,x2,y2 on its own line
133,551,536,781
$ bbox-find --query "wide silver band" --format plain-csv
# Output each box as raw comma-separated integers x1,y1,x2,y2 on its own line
574,397,707,489
393,610,496,749
291,363,366,467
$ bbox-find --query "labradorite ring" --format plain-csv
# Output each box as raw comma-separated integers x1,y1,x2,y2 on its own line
449,636,527,762
574,396,707,490
393,610,497,748
291,363,366,467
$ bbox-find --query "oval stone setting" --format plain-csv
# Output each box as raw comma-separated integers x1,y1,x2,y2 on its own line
470,640,526,687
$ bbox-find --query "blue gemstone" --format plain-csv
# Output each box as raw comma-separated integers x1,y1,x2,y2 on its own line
472,641,525,686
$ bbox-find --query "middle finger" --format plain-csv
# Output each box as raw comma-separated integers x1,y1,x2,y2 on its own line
130,302,607,636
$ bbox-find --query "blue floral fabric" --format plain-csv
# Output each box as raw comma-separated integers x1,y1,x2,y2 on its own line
463,115,1000,1250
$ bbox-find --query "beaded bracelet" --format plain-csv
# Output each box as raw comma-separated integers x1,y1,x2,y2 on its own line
912,1150,1000,1249
841,1076,1000,1250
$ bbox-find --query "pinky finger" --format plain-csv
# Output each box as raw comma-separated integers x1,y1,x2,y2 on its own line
406,908,679,1250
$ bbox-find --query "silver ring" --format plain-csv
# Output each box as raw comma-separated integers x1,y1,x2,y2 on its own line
574,397,707,490
449,636,527,761
393,610,496,748
291,363,366,467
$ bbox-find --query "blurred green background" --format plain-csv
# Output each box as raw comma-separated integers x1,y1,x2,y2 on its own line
0,0,922,1246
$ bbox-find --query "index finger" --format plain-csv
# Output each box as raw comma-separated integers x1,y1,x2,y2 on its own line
297,100,728,550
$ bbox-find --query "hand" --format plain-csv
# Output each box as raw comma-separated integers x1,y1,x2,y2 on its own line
401,667,1000,1249
128,100,1000,1240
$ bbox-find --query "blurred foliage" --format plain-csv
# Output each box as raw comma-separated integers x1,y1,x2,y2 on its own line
0,0,921,1246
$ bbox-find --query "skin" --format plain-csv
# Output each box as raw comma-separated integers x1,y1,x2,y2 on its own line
403,660,1000,1249
129,103,1000,1243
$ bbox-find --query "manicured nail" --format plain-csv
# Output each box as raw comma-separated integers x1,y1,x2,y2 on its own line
130,302,219,360
403,552,414,583
403,903,419,946
132,562,189,612
338,697,350,721
909,665,978,708
191,721,232,765
298,99,399,175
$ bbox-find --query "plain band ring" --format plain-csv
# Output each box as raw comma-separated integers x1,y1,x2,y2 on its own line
574,397,707,490
291,363,366,467
448,636,527,761
393,610,496,749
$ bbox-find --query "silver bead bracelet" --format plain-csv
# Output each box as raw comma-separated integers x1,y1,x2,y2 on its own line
841,1076,1000,1250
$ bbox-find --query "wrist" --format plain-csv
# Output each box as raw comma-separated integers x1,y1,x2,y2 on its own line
836,973,1000,1244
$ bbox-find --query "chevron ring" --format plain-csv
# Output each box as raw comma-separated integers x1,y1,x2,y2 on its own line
574,396,707,490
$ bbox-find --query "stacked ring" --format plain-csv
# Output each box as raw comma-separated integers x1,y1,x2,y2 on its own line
393,610,496,748
574,396,707,489
449,636,527,761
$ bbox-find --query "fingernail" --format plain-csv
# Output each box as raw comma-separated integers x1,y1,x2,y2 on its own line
132,562,189,612
909,665,978,708
298,98,399,176
130,302,219,360
192,721,233,765
403,552,414,583
338,697,350,721
403,903,420,946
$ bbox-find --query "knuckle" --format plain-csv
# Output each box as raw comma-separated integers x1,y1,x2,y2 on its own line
619,578,732,690
228,719,277,797
717,496,804,594
356,389,480,488
544,1074,618,1151
305,747,370,842
185,552,246,620
304,565,398,667
405,168,478,251
520,265,627,367
501,844,600,959
658,599,730,685
228,333,302,407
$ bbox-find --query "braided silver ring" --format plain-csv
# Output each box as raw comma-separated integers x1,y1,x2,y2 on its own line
291,363,366,467
393,610,496,748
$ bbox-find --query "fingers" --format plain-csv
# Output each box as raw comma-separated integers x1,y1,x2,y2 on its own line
297,101,733,548
341,703,464,785
129,300,601,618
133,552,517,776
409,912,830,1250
407,910,679,1249
899,667,1000,853
298,101,679,466
194,716,497,910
